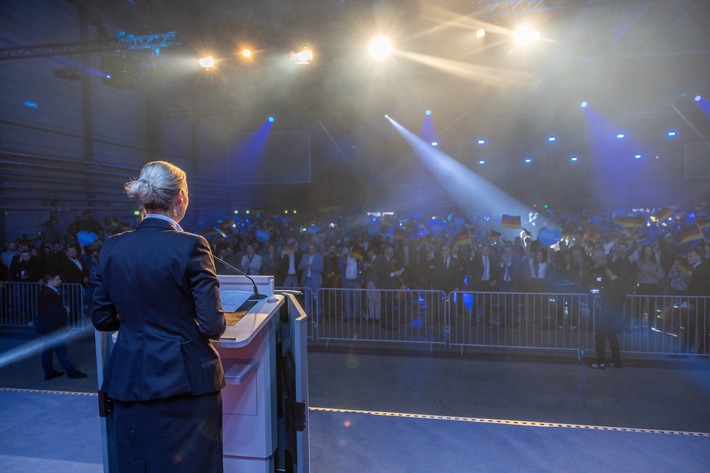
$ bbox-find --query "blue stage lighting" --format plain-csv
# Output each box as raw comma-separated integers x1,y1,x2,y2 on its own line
268,116,275,123
425,109,432,116
667,130,677,137
695,95,702,102
580,101,588,108
616,133,625,139
547,136,556,142
24,101,38,108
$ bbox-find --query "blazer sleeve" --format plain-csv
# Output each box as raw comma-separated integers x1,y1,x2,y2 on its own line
91,247,120,332
187,235,226,340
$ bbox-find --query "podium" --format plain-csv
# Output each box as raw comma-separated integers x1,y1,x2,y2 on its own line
94,275,310,473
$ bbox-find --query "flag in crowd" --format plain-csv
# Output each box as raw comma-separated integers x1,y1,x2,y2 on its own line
613,216,645,228
677,226,704,246
653,208,673,221
501,214,521,229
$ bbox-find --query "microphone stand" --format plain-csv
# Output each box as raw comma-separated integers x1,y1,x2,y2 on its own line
213,255,267,300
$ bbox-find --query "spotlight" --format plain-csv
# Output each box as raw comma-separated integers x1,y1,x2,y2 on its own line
431,141,438,147
569,155,578,162
478,160,486,165
667,130,677,137
198,56,215,69
580,101,588,108
616,133,625,139
515,25,540,45
476,28,486,39
242,49,252,58
634,154,642,160
524,157,533,164
368,36,392,60
425,109,432,116
290,48,314,64
547,136,556,142
477,138,487,145
268,116,275,123
695,95,702,102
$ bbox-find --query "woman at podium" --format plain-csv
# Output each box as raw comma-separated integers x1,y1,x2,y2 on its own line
92,161,227,472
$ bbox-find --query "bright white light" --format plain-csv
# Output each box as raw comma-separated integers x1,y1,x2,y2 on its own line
290,49,314,64
515,25,540,45
476,28,486,39
198,56,215,69
569,156,578,162
524,157,533,164
477,139,487,145
667,130,677,137
368,36,392,60
242,49,252,58
478,160,486,165
580,101,588,108
616,133,625,139
634,154,642,160
547,136,556,142
431,141,438,147
695,95,702,102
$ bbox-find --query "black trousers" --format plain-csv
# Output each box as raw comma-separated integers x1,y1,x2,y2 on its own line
114,391,223,473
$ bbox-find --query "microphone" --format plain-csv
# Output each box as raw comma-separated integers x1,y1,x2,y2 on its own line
212,255,267,300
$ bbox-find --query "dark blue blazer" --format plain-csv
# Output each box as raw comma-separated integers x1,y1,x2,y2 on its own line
92,218,226,402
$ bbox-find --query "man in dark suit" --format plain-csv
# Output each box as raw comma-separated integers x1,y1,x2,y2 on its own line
92,161,226,472
59,244,90,286
36,273,87,380
298,243,324,316
685,246,710,353
468,245,499,325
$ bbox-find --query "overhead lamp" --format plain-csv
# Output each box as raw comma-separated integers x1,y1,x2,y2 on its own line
515,25,540,45
198,56,215,69
368,36,392,60
290,48,314,64
476,28,486,39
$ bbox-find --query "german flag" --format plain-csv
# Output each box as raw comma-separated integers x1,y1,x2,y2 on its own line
678,226,703,246
613,216,645,228
653,208,673,222
677,258,693,278
453,233,470,247
350,246,366,260
694,218,710,230
501,214,521,229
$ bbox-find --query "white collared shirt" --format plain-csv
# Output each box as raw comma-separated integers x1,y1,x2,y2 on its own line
145,213,184,232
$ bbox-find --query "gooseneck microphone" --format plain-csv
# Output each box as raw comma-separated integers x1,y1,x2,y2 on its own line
212,255,267,300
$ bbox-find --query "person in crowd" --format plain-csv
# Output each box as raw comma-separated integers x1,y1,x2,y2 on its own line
522,247,550,293
92,161,226,473
339,244,364,319
496,244,522,326
280,237,301,288
590,266,624,369
1,241,19,271
240,243,262,275
298,243,324,316
36,272,87,380
633,244,665,328
466,244,498,326
362,248,380,322
322,243,341,289
43,242,65,274
9,248,42,282
666,254,690,296
374,245,404,328
260,243,280,278
394,236,417,288
685,246,710,354
59,244,90,286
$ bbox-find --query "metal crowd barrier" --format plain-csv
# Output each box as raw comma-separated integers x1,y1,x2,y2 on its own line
286,285,708,356
0,281,87,330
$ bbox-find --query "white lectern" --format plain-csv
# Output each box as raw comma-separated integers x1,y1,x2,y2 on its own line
94,275,310,473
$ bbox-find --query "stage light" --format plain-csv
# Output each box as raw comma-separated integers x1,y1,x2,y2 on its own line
580,101,588,108
242,49,252,58
477,138,487,145
524,157,533,164
695,95,702,102
268,116,275,123
425,109,432,116
290,48,314,64
634,154,642,160
667,130,677,137
431,141,438,147
515,25,540,45
478,160,486,165
368,36,392,60
476,28,486,39
616,133,625,139
24,101,38,108
198,56,215,69
569,156,578,162
547,136,556,142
